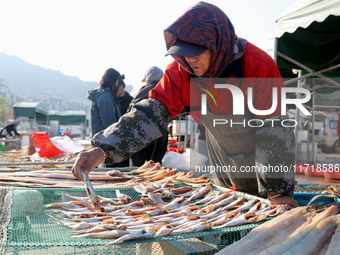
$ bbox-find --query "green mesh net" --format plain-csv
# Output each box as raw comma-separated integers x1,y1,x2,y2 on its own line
1,186,267,254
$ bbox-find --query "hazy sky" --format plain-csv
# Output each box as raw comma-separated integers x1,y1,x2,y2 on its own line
1,0,295,94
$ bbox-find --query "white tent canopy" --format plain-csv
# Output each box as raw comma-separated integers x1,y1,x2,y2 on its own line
275,0,340,37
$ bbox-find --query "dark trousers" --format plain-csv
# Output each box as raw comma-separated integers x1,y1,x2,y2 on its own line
131,133,168,167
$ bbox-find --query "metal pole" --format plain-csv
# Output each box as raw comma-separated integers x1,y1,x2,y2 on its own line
274,37,278,63
184,115,188,151
311,91,315,164
307,114,310,163
178,115,182,148
295,70,302,164
190,116,195,149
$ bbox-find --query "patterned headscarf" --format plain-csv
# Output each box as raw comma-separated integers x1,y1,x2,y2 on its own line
164,1,236,78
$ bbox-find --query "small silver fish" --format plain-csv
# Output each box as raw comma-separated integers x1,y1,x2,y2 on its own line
187,185,212,202
247,202,263,213
256,205,289,216
162,196,187,211
155,225,173,237
73,216,112,223
64,193,91,205
48,214,96,230
215,212,267,228
212,195,237,208
133,183,148,196
199,208,223,219
146,208,168,216
147,191,165,206
204,192,231,206
173,221,213,234
208,210,240,226
109,229,156,244
221,197,247,210
75,223,127,234
141,197,157,206
237,199,260,211
74,230,129,239
50,209,108,219
44,201,89,209
116,190,132,203
174,219,205,230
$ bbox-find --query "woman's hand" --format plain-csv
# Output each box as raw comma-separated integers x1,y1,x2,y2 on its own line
72,148,106,180
268,194,299,207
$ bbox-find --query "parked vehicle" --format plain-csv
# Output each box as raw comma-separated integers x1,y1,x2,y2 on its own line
303,112,339,153
302,113,326,144
320,113,339,153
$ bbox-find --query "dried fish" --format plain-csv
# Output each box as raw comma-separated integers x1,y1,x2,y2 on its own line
247,202,264,213
207,210,240,226
216,212,267,228
109,229,156,244
48,214,96,230
75,230,129,239
187,184,212,202
51,209,108,219
173,221,213,234
147,191,165,206
221,197,247,210
209,194,237,208
140,197,157,206
237,199,260,211
162,196,187,211
131,160,158,174
204,192,231,206
44,200,89,209
194,190,222,205
116,190,132,203
154,225,173,237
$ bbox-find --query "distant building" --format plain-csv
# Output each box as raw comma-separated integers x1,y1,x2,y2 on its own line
0,82,23,109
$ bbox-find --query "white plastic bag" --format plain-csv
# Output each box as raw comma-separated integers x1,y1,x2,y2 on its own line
162,149,208,171
50,136,84,154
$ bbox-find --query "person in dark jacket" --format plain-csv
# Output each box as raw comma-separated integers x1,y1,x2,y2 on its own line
0,120,21,138
128,66,168,166
117,82,133,115
87,68,129,167
87,68,124,136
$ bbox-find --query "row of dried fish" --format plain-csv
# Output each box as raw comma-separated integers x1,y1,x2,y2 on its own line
0,152,77,164
45,181,288,243
217,204,340,255
0,160,210,188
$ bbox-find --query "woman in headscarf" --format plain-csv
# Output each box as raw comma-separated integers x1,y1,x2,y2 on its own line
73,2,297,206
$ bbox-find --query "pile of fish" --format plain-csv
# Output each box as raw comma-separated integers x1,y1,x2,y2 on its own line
45,180,289,244
129,160,211,184
217,204,340,255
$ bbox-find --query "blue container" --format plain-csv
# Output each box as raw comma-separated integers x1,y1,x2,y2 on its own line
294,184,335,206
294,192,334,206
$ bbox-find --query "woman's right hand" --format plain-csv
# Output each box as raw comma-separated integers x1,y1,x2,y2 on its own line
72,148,106,180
